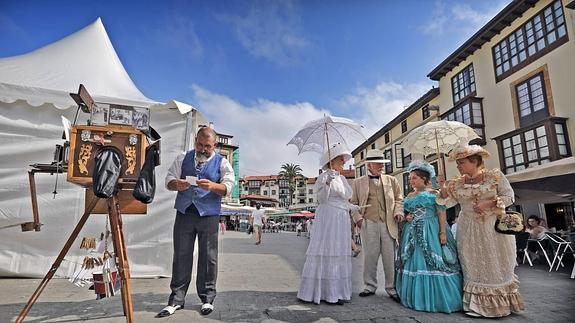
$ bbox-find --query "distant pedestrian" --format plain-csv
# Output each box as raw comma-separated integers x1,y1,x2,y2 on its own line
219,220,226,235
250,204,266,245
296,222,303,236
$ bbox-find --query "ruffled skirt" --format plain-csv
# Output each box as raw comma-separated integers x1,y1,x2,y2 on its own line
297,204,352,304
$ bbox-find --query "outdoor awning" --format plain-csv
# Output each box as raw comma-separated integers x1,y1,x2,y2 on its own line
506,157,575,204
289,211,315,218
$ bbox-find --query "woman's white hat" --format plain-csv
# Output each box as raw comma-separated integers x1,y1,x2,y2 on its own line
365,149,390,164
320,142,352,169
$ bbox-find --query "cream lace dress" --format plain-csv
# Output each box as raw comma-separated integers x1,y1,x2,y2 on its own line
437,168,524,317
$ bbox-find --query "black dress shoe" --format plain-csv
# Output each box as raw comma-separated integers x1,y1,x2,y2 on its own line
359,290,375,297
200,302,214,315
156,304,183,318
325,299,345,305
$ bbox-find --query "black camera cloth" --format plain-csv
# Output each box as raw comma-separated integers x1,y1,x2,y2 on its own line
92,147,123,198
133,143,159,204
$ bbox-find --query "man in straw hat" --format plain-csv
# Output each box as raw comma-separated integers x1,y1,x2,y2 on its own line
350,149,403,302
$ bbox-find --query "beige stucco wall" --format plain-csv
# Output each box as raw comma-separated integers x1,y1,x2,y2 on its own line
438,0,575,179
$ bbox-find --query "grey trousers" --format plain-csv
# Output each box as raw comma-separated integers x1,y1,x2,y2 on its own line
168,205,219,306
361,218,396,292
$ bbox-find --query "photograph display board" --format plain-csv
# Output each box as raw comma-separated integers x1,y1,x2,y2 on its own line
89,104,150,130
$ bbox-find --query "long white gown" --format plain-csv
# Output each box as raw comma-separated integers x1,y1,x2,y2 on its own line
297,171,353,304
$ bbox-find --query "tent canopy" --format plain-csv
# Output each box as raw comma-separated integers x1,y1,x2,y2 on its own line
0,18,199,278
0,17,159,109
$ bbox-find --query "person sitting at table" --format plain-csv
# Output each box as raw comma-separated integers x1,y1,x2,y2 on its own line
526,215,548,240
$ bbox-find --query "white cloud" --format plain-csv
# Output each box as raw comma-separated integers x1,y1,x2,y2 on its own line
160,15,204,60
340,81,434,138
191,81,433,178
217,0,309,66
419,0,510,38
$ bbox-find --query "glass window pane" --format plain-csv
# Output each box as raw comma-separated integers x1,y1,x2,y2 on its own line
516,154,524,164
505,157,514,166
540,146,549,158
555,123,564,134
538,136,548,147
536,126,546,137
526,140,536,150
503,139,511,148
559,145,567,155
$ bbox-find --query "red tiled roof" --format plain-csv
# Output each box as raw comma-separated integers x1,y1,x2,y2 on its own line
240,175,280,181
240,194,279,202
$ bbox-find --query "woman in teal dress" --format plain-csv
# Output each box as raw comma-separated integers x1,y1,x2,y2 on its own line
395,160,462,313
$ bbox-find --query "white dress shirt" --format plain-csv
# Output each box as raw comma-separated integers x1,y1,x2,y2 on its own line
165,151,235,197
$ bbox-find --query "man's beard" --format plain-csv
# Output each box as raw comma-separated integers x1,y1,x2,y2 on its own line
196,152,210,163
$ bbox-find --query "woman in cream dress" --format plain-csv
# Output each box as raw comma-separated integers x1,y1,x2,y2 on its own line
437,145,524,318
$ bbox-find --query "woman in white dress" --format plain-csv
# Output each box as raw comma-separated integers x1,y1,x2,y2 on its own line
297,143,354,305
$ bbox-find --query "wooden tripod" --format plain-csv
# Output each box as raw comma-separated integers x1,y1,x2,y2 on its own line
15,193,135,323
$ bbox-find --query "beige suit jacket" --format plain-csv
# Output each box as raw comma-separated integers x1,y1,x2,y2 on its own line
350,174,404,240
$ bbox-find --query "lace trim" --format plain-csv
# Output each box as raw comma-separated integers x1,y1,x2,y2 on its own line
463,275,524,317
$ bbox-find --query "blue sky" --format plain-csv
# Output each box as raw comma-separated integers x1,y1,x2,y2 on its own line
0,0,509,176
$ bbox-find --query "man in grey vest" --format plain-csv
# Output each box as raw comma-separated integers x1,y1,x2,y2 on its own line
351,150,403,302
157,127,235,318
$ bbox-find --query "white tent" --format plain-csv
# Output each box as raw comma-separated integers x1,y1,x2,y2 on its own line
0,18,205,277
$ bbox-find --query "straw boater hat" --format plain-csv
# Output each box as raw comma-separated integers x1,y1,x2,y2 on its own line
365,149,391,164
320,143,352,170
448,144,490,161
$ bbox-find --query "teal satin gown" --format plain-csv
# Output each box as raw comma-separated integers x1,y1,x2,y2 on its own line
395,191,463,313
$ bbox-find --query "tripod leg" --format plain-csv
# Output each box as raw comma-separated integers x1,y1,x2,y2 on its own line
15,197,99,323
107,196,134,323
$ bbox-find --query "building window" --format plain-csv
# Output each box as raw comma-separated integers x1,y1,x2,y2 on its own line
371,143,376,149
360,151,364,160
395,144,404,169
279,179,289,187
217,136,229,144
451,64,476,104
357,164,366,177
496,117,571,174
401,120,408,133
403,151,412,166
442,97,485,143
384,132,390,144
271,190,276,195
308,198,313,203
422,105,430,120
492,0,568,82
384,149,393,174
248,181,260,188
308,189,313,194
402,172,411,196
516,73,549,127
263,191,268,196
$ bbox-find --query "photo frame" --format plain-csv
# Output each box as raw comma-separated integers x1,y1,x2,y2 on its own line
109,105,133,126
132,107,150,130
90,103,109,126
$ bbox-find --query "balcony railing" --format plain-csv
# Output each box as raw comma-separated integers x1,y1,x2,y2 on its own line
494,117,571,174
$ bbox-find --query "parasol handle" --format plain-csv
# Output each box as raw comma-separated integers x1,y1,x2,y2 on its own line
324,121,332,169
434,129,444,179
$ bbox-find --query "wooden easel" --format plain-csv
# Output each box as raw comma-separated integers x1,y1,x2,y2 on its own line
15,193,135,323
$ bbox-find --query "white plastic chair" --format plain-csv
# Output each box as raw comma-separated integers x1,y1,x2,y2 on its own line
527,236,552,269
545,233,575,272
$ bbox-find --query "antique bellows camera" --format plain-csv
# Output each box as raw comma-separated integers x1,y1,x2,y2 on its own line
66,85,159,214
